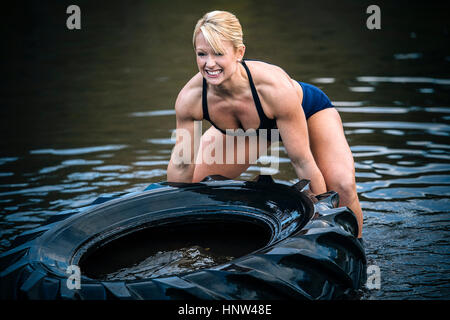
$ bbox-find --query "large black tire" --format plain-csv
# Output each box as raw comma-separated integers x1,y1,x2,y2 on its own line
0,175,366,300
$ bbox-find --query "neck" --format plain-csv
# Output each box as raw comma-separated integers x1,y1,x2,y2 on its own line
209,62,248,97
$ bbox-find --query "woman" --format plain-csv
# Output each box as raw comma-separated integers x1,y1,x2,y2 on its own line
167,11,363,238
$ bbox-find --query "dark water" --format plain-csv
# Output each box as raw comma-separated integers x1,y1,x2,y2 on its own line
1,0,449,299
101,246,234,281
79,219,269,281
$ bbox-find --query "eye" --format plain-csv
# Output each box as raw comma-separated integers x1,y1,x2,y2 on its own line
215,52,224,56
197,52,206,57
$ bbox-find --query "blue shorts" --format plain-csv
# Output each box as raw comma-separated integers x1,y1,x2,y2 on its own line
298,82,334,119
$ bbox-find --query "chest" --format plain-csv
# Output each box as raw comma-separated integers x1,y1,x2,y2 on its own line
206,91,262,130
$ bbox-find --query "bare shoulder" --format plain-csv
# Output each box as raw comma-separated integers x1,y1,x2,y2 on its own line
175,72,203,121
245,60,302,117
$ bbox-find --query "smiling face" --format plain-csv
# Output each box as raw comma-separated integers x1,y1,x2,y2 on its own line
195,32,245,86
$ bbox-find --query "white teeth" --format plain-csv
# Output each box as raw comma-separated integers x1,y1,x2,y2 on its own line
206,70,221,75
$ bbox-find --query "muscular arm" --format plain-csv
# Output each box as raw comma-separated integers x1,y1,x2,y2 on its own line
272,84,327,194
167,85,201,183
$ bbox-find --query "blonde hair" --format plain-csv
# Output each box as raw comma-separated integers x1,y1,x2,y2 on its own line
193,10,244,55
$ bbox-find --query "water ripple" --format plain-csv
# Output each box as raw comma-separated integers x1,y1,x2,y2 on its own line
357,76,450,85
393,53,423,60
344,121,450,133
0,182,89,197
351,145,426,158
371,163,450,176
0,158,19,166
39,159,104,174
362,186,449,200
30,145,127,155
129,110,175,117
337,106,409,114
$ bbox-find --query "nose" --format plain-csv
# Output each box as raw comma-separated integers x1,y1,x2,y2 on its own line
206,55,216,68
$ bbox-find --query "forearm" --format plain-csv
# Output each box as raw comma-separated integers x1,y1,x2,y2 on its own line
167,159,196,183
292,159,327,195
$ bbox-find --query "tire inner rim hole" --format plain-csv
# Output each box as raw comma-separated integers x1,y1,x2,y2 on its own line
78,217,273,281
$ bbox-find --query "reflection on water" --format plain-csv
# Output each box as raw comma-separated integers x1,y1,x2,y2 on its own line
103,246,234,281
1,0,449,299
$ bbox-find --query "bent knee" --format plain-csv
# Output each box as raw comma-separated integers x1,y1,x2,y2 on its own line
326,174,357,198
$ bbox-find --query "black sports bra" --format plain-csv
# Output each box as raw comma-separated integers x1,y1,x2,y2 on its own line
202,60,277,137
